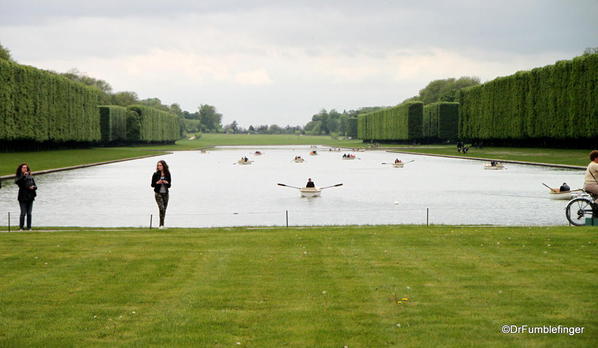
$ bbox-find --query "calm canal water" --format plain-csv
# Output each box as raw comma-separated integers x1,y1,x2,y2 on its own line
0,146,584,227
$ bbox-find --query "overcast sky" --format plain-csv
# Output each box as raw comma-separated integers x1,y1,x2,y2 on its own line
1,0,596,127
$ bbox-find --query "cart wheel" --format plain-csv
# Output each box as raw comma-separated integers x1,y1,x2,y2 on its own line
565,198,594,226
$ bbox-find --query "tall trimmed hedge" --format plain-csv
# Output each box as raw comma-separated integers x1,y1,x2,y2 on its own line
0,59,109,143
127,105,179,143
99,105,128,143
423,102,459,140
459,53,598,142
346,117,358,138
357,102,423,141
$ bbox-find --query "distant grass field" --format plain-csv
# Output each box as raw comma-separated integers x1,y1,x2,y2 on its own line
144,134,364,150
388,145,591,167
0,225,595,347
0,148,167,176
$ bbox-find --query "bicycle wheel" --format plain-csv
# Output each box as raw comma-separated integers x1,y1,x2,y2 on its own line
565,198,593,226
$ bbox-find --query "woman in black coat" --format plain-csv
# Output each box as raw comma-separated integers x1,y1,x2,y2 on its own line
15,163,37,231
151,160,172,229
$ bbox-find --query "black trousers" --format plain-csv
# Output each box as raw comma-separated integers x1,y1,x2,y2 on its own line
19,200,33,230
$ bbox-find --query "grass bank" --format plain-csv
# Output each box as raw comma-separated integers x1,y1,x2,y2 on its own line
0,148,167,177
387,145,592,167
0,225,595,346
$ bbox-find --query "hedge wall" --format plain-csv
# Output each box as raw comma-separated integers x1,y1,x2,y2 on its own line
459,53,598,142
423,102,459,140
99,105,128,143
357,102,423,141
346,117,358,138
127,105,179,143
0,59,108,143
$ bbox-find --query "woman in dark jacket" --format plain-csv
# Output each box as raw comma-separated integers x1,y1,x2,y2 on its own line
151,160,172,229
15,163,37,231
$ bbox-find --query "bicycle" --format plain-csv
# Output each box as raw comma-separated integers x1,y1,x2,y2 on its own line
565,191,598,226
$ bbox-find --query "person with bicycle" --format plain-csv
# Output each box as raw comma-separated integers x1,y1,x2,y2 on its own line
584,150,598,202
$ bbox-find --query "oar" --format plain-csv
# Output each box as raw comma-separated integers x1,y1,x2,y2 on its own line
542,183,557,192
277,183,302,190
320,183,343,190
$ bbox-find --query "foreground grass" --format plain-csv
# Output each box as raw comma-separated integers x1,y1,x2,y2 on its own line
0,225,595,347
0,148,167,176
389,145,591,167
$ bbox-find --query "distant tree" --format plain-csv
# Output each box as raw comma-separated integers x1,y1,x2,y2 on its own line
0,42,12,61
269,124,283,134
61,68,113,94
169,103,184,117
138,98,170,112
583,47,598,56
223,120,239,134
111,91,138,106
198,104,223,132
304,120,321,135
256,125,269,134
248,125,255,133
417,77,480,104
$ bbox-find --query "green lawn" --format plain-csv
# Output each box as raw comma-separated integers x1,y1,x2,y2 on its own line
143,134,364,150
0,225,595,347
387,145,592,167
0,148,167,176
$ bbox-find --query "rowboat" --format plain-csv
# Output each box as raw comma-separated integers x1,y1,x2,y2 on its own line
300,187,321,197
293,158,305,163
393,162,405,168
309,151,318,155
342,155,356,160
254,151,263,155
237,160,254,165
278,183,343,197
484,162,504,170
548,190,573,200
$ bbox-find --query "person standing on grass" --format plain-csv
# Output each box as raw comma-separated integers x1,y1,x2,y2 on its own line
151,160,171,229
15,163,37,231
584,150,598,202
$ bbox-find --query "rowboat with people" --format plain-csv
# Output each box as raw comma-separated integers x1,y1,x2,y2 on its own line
381,159,415,168
484,161,505,170
342,154,356,160
293,156,305,163
237,157,253,165
309,150,318,156
542,182,577,200
277,181,343,198
254,151,263,155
